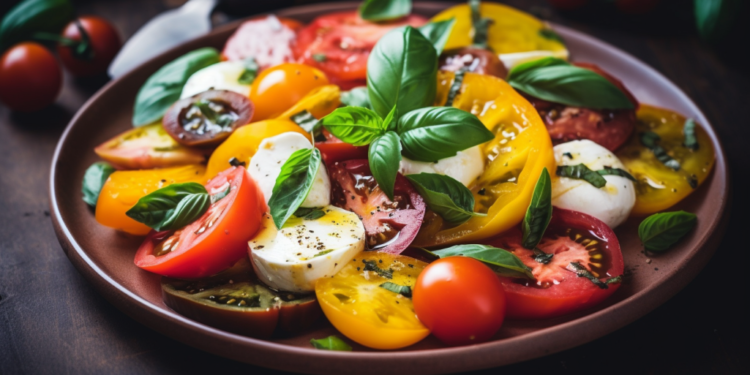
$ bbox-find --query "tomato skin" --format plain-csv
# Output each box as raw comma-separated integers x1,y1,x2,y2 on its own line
249,63,329,121
134,166,264,278
0,42,62,112
57,16,121,77
315,129,368,164
413,257,506,346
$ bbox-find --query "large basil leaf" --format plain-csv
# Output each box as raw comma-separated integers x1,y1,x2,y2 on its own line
521,167,552,249
0,0,73,50
359,0,412,22
320,106,385,146
81,162,115,207
405,173,481,225
368,131,402,200
340,87,371,109
507,57,634,110
418,18,456,55
694,0,742,41
396,106,494,162
310,336,352,351
638,211,697,252
268,148,322,229
429,244,534,279
132,47,220,126
126,182,210,231
367,26,437,120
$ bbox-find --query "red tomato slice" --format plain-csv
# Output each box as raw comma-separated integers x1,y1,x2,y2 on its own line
292,11,427,89
482,207,624,320
134,166,264,278
328,159,425,254
222,15,303,70
315,129,368,164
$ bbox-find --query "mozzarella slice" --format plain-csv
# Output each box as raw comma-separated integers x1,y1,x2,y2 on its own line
180,61,251,99
249,206,365,293
399,146,484,187
498,49,569,71
248,132,330,208
552,140,635,228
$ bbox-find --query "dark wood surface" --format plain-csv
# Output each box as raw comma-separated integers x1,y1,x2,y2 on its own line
1,0,748,374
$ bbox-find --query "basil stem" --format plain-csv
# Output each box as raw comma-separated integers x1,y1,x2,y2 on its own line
597,167,637,182
522,167,552,249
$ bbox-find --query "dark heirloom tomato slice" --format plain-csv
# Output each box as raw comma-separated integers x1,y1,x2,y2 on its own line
135,166,264,279
483,207,624,320
315,129,369,164
162,258,320,339
525,62,639,152
292,11,427,89
438,47,508,78
163,90,254,148
221,15,303,69
328,159,426,254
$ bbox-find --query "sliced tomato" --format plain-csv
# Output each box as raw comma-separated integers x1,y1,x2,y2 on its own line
221,15,303,70
134,166,264,278
292,11,427,88
328,159,425,254
438,47,508,78
315,129,368,164
482,207,624,320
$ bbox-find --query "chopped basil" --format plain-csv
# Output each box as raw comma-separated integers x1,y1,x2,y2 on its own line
313,249,334,258
362,260,393,279
379,282,412,298
562,152,573,159
126,182,210,231
268,148,322,229
638,211,697,252
683,118,699,151
606,275,623,285
556,164,607,188
445,68,465,107
310,336,352,351
532,247,553,264
538,28,565,45
291,109,320,134
312,53,327,62
597,167,637,182
82,162,115,207
469,0,492,49
228,157,245,168
522,167,552,249
294,207,326,220
237,57,259,85
209,185,231,204
568,262,609,289
640,131,681,170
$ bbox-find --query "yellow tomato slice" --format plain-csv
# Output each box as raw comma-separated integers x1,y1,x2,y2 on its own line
96,164,206,235
617,105,715,215
315,252,430,350
276,84,341,121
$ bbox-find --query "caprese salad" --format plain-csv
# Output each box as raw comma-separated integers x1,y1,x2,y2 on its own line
82,0,715,350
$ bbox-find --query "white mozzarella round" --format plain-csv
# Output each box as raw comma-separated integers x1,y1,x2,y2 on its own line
180,61,251,99
552,140,635,228
249,206,365,293
498,49,569,71
399,146,484,187
248,132,330,208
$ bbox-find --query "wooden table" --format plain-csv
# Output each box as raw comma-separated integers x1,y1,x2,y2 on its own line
1,0,748,373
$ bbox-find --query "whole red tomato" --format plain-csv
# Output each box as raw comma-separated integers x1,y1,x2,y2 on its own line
57,16,121,77
0,42,62,112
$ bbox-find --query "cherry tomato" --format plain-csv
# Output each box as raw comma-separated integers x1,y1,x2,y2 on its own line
0,42,62,112
249,63,329,121
483,207,624,320
328,159,426,254
222,15,303,69
413,256,506,346
57,16,121,77
315,129,368,164
134,166,263,278
293,11,427,89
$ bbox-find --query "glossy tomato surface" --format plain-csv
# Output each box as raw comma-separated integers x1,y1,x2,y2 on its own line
222,15,303,69
249,63,329,121
483,207,624,320
57,16,121,76
315,129,368,164
0,42,62,112
413,256,506,346
329,159,425,254
134,166,263,278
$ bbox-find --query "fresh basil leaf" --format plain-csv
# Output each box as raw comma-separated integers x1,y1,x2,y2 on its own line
268,148,322,229
133,47,220,126
228,157,245,168
640,131,681,170
381,105,397,131
418,18,456,55
237,57,259,85
522,167,552,249
568,262,609,289
469,0,492,49
683,118,699,151
396,106,494,162
312,53,327,62
405,173,482,225
359,0,412,22
597,167,637,182
291,110,320,134
320,107,385,146
444,68,465,107
507,59,634,110
340,87,371,109
506,57,570,81
0,0,74,50
428,244,534,279
362,259,393,279
638,211,697,252
694,0,742,41
368,131,402,200
556,164,607,188
82,162,115,207
294,207,326,220
379,282,412,298
367,26,437,119
539,29,565,45
310,336,352,351
210,185,231,204
126,182,209,231
532,247,553,264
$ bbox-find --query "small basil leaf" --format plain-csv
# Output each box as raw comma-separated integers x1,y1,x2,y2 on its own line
125,182,209,231
397,106,494,162
522,167,552,249
568,262,608,289
469,0,492,49
379,282,412,298
532,247,553,264
291,110,320,134
538,29,565,45
82,162,116,207
359,0,412,22
312,53,327,62
506,56,570,81
340,87,371,109
158,193,211,231
0,0,74,50
429,244,534,279
418,18,456,55
320,107,385,146
133,47,220,126
268,148,322,229
310,336,352,351
444,68,465,107
683,118,699,151
640,131,681,170
638,211,697,252
367,26,437,119
363,259,393,279
556,164,607,188
210,185,231,204
237,57,259,85
294,207,326,220
368,131,402,200
597,167,637,182
405,173,481,225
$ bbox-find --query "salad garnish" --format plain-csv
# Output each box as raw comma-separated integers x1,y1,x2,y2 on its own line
81,162,115,207
521,168,553,250
359,0,412,22
640,131,681,170
379,281,413,298
237,57,259,85
268,148,322,229
406,173,484,225
683,118,699,150
126,182,210,231
638,211,698,252
426,245,534,279
310,336,352,351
